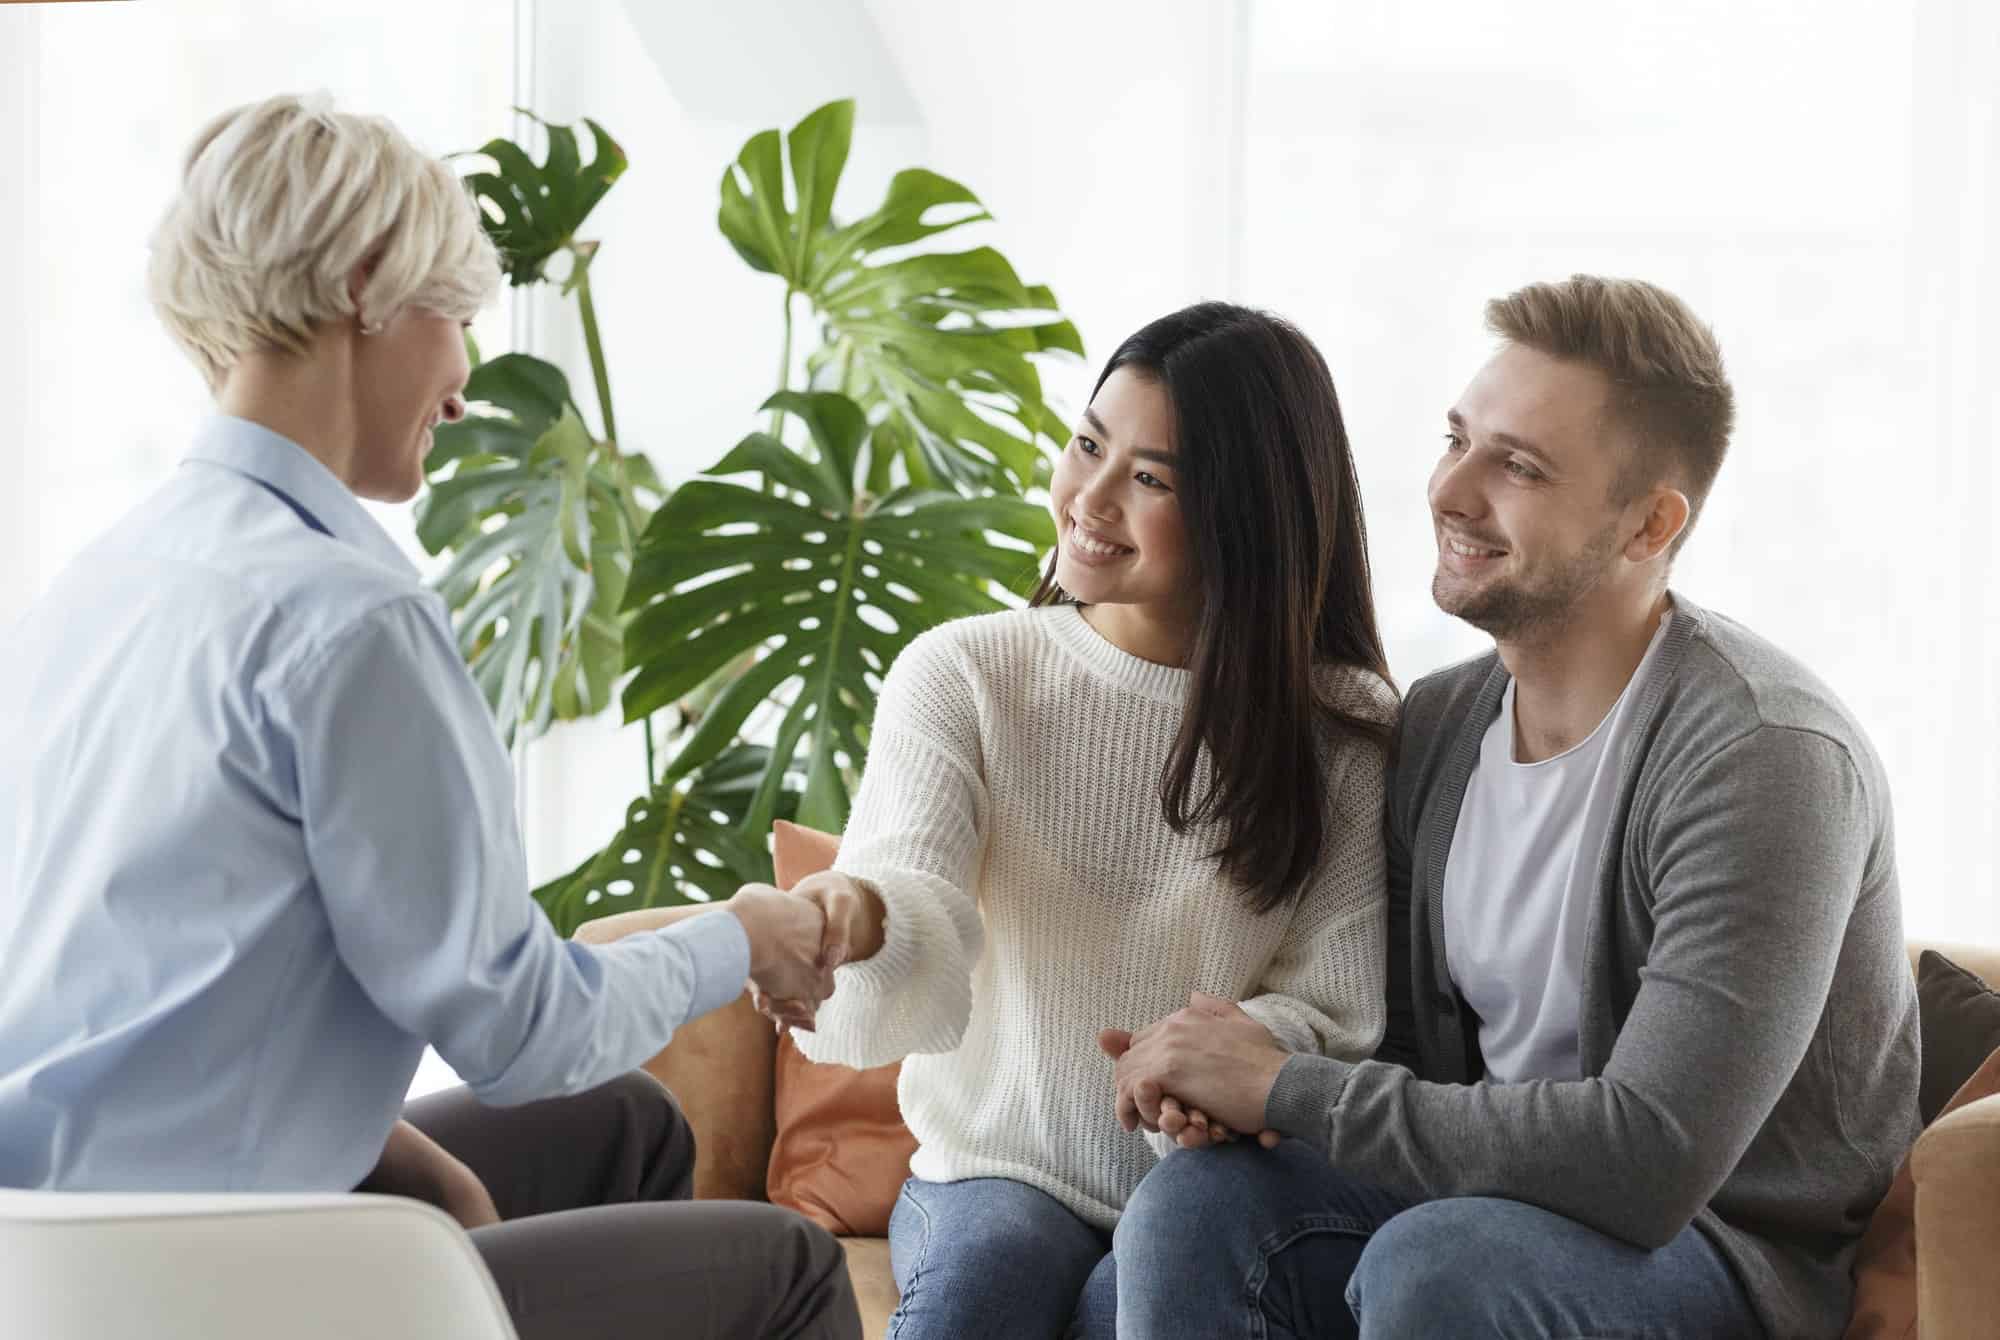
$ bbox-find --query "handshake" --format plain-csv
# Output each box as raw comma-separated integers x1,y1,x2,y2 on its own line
726,871,886,1034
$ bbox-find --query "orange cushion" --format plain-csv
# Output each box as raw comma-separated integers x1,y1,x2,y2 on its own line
1845,1043,2000,1338
764,821,918,1235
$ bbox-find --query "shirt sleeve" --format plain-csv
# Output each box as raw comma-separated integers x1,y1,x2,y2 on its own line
271,595,750,1106
792,629,988,1069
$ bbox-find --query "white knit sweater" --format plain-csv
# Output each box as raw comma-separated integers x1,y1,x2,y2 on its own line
794,605,1393,1229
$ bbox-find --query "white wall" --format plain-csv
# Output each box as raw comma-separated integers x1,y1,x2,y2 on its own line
0,9,38,629
1909,0,2000,937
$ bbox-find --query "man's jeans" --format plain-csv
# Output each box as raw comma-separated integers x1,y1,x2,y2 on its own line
1114,1140,1764,1339
887,1175,1117,1339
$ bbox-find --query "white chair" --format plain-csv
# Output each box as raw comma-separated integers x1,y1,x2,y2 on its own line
0,1188,517,1339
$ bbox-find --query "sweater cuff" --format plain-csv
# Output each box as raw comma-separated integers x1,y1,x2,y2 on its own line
1239,995,1318,1056
1265,1053,1354,1155
826,871,923,999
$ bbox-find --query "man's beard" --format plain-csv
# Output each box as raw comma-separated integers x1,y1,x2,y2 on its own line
1432,519,1623,641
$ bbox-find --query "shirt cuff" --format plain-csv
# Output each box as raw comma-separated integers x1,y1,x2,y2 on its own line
658,908,751,1021
1265,1053,1355,1156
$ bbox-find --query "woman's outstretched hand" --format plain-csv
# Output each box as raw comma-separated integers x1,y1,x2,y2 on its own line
750,871,887,1034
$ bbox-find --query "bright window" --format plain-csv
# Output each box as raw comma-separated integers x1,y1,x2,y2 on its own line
7,0,1993,980
1242,0,1998,941
26,0,516,589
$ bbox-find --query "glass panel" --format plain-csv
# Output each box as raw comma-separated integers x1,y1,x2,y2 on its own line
1243,0,1995,939
31,1,516,584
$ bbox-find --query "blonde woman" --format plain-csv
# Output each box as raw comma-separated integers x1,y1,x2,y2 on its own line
0,94,859,1340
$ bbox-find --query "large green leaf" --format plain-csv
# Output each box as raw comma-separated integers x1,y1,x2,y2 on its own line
533,744,787,936
419,353,650,742
719,100,1082,491
621,391,1052,835
464,113,627,286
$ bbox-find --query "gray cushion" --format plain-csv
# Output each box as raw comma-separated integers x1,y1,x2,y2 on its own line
1917,949,2000,1125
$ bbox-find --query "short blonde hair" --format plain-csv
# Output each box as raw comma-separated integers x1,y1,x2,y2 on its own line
1486,275,1734,554
148,92,501,387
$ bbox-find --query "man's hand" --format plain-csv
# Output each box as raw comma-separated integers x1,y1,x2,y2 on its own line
1098,1025,1280,1151
729,883,836,1011
357,1120,500,1231
1103,993,1290,1142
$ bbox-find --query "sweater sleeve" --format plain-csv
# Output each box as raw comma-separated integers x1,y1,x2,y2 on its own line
1264,724,1878,1250
1238,735,1389,1061
792,628,989,1069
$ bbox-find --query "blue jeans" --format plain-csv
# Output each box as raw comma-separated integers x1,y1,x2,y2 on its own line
887,1175,1116,1339
1114,1141,1764,1339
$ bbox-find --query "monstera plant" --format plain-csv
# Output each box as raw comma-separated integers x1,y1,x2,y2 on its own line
419,114,661,747
621,391,1051,839
421,100,1078,934
719,100,1081,490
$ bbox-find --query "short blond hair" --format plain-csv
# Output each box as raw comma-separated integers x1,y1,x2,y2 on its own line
1486,275,1734,554
148,93,501,387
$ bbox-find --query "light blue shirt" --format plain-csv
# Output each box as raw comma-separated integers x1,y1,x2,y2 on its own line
0,416,750,1192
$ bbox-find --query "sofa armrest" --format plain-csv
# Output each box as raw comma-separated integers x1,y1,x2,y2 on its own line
573,900,726,943
1911,1090,2000,1338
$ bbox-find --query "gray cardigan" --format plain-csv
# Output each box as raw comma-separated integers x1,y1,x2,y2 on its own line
1266,595,1920,1339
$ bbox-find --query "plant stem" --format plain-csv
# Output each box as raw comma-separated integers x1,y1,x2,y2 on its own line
768,286,795,438
837,339,856,399
569,244,654,793
573,251,618,447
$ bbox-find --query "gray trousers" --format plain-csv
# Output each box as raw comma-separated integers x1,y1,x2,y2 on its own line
403,1072,861,1340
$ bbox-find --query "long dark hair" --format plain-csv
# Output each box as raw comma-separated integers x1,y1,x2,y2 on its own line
1032,302,1393,913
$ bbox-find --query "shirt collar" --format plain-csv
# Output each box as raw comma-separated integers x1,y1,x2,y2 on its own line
184,415,418,578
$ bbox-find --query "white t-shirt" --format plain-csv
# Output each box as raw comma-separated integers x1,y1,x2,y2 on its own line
1442,613,1672,1083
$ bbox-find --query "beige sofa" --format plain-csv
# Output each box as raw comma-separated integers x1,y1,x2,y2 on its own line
592,921,2000,1338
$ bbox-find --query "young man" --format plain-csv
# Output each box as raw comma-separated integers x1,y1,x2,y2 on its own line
1105,276,1919,1338
0,94,859,1339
